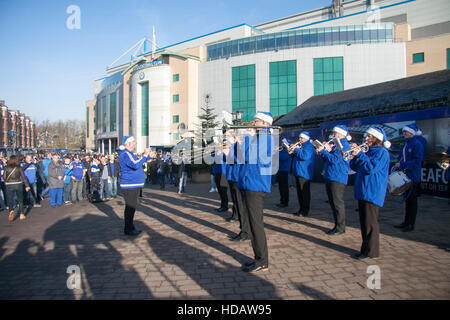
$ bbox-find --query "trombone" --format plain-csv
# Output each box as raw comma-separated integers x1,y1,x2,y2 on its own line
342,143,369,161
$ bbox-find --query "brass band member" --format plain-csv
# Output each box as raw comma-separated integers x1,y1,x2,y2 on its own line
315,125,352,235
291,131,315,217
349,126,390,259
228,111,274,272
276,138,293,208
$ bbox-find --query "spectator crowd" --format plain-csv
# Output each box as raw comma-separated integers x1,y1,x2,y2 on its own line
0,149,195,222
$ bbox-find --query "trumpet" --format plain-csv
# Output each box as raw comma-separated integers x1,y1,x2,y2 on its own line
342,143,369,161
312,138,336,151
287,141,303,154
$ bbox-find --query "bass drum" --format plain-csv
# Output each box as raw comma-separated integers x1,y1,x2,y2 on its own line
388,170,412,196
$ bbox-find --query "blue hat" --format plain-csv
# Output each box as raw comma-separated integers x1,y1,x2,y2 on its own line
366,126,391,148
333,125,352,141
299,131,310,140
402,123,419,136
121,136,135,145
254,111,273,125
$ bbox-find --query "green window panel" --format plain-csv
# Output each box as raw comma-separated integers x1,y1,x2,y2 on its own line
288,83,297,98
173,115,179,123
269,60,297,116
141,82,149,136
232,88,240,101
86,107,89,138
232,68,239,80
447,48,450,69
288,60,296,74
324,80,334,95
314,56,344,96
412,52,424,63
248,86,255,100
173,133,179,141
110,92,116,132
173,74,179,82
239,87,247,101
173,94,179,103
248,65,255,79
314,81,324,96
239,79,248,87
231,64,256,121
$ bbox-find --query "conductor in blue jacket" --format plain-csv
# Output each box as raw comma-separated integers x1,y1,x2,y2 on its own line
350,126,390,259
292,131,315,217
315,125,351,235
118,136,156,236
230,111,274,272
393,123,424,232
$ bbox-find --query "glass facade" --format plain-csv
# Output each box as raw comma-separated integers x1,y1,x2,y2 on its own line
270,60,297,117
232,64,255,121
101,96,106,132
207,24,394,61
141,82,149,136
314,57,344,96
413,52,424,63
109,92,116,132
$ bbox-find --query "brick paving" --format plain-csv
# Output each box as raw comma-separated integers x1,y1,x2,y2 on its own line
0,182,449,300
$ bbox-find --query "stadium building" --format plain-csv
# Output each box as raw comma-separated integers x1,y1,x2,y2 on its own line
86,0,450,153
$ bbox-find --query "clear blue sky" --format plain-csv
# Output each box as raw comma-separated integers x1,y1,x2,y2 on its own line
0,0,331,123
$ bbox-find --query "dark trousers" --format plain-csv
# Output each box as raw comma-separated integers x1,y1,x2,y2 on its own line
214,173,228,209
243,190,268,266
295,176,311,215
404,183,420,228
122,188,140,232
229,181,251,238
325,180,346,232
6,183,24,215
358,200,380,258
277,171,289,205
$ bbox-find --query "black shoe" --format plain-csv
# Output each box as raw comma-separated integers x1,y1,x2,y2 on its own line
217,207,228,213
330,230,345,236
353,253,368,260
298,213,308,217
293,211,300,216
230,234,249,242
242,260,255,268
226,216,237,222
326,227,337,235
124,229,142,236
242,264,269,273
276,203,288,208
394,223,407,229
402,225,414,232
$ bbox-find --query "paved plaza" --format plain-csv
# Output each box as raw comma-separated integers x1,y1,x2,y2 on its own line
0,182,449,300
